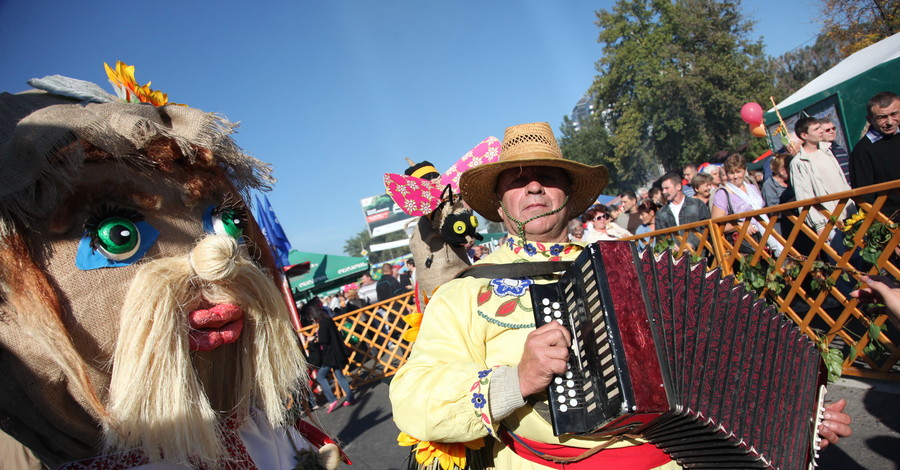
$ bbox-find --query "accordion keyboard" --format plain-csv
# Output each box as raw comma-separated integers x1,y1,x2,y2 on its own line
531,249,627,435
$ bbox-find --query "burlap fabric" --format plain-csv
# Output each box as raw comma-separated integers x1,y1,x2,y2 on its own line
407,202,472,301
0,90,281,467
0,90,272,238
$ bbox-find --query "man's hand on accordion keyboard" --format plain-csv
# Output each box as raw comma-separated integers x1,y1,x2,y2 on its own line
818,399,852,449
518,322,571,397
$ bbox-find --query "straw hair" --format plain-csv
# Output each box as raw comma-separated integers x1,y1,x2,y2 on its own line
105,235,306,465
459,122,608,222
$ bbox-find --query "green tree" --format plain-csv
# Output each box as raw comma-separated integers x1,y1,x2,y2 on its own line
591,0,772,174
558,113,654,195
767,34,844,97
343,227,410,264
819,0,899,56
343,228,371,258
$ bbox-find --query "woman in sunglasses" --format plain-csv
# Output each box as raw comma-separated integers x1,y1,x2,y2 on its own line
583,204,632,242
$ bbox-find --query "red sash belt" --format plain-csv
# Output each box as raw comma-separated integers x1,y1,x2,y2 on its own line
500,429,672,469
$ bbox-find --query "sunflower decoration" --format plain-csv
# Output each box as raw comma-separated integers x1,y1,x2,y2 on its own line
841,210,899,264
401,278,429,343
398,432,484,470
401,311,423,342
104,61,182,106
841,211,866,234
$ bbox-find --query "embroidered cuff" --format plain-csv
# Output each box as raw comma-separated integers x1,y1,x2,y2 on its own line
487,366,525,422
470,367,499,436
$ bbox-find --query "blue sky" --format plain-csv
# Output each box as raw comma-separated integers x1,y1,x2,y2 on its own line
1,1,825,255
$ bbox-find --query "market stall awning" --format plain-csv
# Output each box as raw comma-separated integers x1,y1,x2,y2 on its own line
287,251,369,297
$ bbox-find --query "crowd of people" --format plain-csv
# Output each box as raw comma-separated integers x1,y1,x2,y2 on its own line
562,91,899,259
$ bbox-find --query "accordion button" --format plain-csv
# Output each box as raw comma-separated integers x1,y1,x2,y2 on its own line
558,396,565,403
559,404,568,412
553,311,561,318
566,380,575,387
565,371,573,379
568,390,576,397
543,307,551,314
552,302,560,309
544,316,552,323
556,385,565,393
554,377,563,384
542,298,550,305
555,319,564,325
570,399,578,407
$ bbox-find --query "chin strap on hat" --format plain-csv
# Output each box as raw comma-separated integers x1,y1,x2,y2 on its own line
499,195,569,243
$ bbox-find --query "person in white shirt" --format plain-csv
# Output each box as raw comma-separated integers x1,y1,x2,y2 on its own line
790,116,853,237
582,204,632,242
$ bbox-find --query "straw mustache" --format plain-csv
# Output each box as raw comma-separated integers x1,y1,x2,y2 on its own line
104,235,306,464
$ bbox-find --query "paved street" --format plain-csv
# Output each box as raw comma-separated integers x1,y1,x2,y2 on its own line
311,375,900,469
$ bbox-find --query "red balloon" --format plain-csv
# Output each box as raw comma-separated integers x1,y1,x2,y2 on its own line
740,102,764,125
750,123,767,137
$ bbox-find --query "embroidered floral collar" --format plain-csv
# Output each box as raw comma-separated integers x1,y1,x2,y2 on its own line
505,236,582,261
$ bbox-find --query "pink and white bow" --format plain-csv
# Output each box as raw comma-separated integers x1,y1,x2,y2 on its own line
384,136,500,216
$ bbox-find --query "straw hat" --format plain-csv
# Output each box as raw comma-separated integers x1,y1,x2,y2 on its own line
459,122,608,222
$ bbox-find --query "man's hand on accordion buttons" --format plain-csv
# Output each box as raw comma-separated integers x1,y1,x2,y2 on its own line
818,399,852,449
518,322,571,398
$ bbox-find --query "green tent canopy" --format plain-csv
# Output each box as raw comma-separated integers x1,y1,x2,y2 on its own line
288,251,369,298
764,33,900,153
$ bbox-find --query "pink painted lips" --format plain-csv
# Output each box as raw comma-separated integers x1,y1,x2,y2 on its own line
188,303,245,351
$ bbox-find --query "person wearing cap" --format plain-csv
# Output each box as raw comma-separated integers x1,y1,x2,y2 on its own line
389,122,852,469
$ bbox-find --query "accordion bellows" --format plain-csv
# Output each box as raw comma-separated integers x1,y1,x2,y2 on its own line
530,241,826,470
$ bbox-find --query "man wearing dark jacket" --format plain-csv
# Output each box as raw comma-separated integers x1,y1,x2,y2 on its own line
375,263,402,344
656,172,711,249
656,172,711,229
376,263,402,301
850,91,900,220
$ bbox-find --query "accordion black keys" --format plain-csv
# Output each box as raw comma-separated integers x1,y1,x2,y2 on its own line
529,240,826,470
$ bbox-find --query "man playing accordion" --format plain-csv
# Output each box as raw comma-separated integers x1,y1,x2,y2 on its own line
390,122,852,469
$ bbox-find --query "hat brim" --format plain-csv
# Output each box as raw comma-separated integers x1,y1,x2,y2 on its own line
459,155,608,222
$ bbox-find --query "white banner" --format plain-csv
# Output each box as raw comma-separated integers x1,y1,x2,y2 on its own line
369,238,411,252
360,193,416,237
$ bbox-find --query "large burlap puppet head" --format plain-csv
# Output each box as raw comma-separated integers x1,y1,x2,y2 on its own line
0,73,306,467
383,137,500,305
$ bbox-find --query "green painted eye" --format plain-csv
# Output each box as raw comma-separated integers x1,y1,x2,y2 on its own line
453,220,466,234
470,215,478,228
213,208,245,239
95,217,140,260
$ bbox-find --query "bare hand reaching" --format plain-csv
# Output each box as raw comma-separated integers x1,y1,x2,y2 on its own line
850,275,900,329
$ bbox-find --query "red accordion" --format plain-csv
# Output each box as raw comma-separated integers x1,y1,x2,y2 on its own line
530,240,826,470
